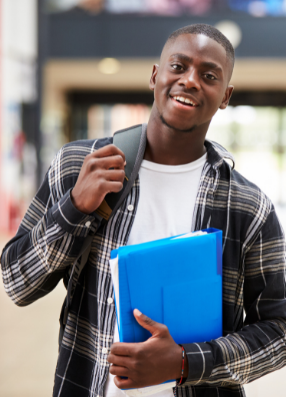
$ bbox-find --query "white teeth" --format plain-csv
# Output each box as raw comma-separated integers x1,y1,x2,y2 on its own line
184,98,193,105
173,96,196,106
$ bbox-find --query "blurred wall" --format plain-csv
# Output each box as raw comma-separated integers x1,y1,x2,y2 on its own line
0,0,37,233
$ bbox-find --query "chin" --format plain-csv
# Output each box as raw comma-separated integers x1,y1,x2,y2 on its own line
160,114,196,133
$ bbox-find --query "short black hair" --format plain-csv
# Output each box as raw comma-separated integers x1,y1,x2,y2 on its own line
166,23,235,67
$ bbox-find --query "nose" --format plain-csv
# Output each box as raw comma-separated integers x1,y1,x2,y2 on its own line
179,69,201,91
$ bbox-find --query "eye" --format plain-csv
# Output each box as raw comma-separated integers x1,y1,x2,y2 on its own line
205,74,216,80
171,64,183,71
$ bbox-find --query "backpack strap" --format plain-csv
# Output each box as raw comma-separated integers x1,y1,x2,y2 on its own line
59,123,147,347
59,234,93,345
61,234,93,327
95,123,146,220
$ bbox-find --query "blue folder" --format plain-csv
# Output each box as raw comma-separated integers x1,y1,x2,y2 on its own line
110,228,222,345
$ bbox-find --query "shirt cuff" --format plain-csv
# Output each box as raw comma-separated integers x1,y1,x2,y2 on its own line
182,342,214,384
50,189,98,237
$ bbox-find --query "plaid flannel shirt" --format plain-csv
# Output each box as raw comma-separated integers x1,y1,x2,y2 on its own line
1,130,286,397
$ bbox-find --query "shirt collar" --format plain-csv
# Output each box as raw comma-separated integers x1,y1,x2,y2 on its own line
205,139,235,170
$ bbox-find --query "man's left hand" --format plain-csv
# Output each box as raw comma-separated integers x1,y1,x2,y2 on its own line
107,309,188,389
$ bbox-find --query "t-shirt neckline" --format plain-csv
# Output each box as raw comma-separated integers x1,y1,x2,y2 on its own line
140,152,207,174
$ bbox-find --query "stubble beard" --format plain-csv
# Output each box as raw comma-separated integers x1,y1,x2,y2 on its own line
159,114,197,133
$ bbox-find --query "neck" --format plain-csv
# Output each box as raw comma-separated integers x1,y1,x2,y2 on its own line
144,109,208,165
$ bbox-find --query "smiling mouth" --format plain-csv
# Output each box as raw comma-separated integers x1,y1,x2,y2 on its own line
170,95,198,107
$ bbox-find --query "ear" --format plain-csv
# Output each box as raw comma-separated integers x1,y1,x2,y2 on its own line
219,85,234,109
149,64,159,91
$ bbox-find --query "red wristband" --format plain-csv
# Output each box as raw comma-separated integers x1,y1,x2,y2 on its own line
177,344,185,385
174,345,186,397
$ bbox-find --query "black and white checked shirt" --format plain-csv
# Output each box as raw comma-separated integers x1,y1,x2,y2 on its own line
1,131,286,397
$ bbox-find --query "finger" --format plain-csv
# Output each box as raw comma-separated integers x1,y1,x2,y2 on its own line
97,156,126,170
109,365,129,377
92,144,126,163
103,181,124,194
133,309,168,336
107,353,130,366
103,169,125,182
87,156,125,172
114,375,134,390
110,342,137,356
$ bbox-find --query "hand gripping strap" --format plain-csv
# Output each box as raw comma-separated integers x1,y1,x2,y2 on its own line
59,124,147,346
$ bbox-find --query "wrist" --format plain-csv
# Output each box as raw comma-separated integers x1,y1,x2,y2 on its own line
173,344,188,380
176,345,188,385
70,189,90,214
173,343,184,379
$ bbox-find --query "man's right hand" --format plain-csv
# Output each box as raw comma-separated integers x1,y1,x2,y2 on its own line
70,144,126,214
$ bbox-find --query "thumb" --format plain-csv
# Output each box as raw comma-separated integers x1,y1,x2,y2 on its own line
133,309,167,337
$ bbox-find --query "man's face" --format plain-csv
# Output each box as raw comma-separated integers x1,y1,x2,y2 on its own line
149,33,234,132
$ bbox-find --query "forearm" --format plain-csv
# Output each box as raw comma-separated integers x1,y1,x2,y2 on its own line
183,317,286,387
1,140,120,306
182,206,286,387
1,189,96,306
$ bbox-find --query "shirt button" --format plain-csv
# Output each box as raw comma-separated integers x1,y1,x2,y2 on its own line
107,297,113,304
127,204,134,212
102,347,108,354
85,221,91,227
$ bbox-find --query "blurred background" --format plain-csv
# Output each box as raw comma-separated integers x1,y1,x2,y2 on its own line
0,0,286,396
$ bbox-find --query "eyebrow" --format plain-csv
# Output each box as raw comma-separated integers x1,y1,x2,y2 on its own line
170,53,223,73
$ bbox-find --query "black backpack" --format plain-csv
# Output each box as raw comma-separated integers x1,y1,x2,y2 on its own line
59,123,147,346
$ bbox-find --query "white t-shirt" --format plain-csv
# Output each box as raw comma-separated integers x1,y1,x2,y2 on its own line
104,153,207,397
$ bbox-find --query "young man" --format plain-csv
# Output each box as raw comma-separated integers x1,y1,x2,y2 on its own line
1,24,286,397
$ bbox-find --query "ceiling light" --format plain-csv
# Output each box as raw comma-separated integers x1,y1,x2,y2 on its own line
215,20,242,49
248,1,267,17
98,58,121,74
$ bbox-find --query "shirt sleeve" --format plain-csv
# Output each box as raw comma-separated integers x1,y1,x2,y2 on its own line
1,145,99,306
181,204,286,386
